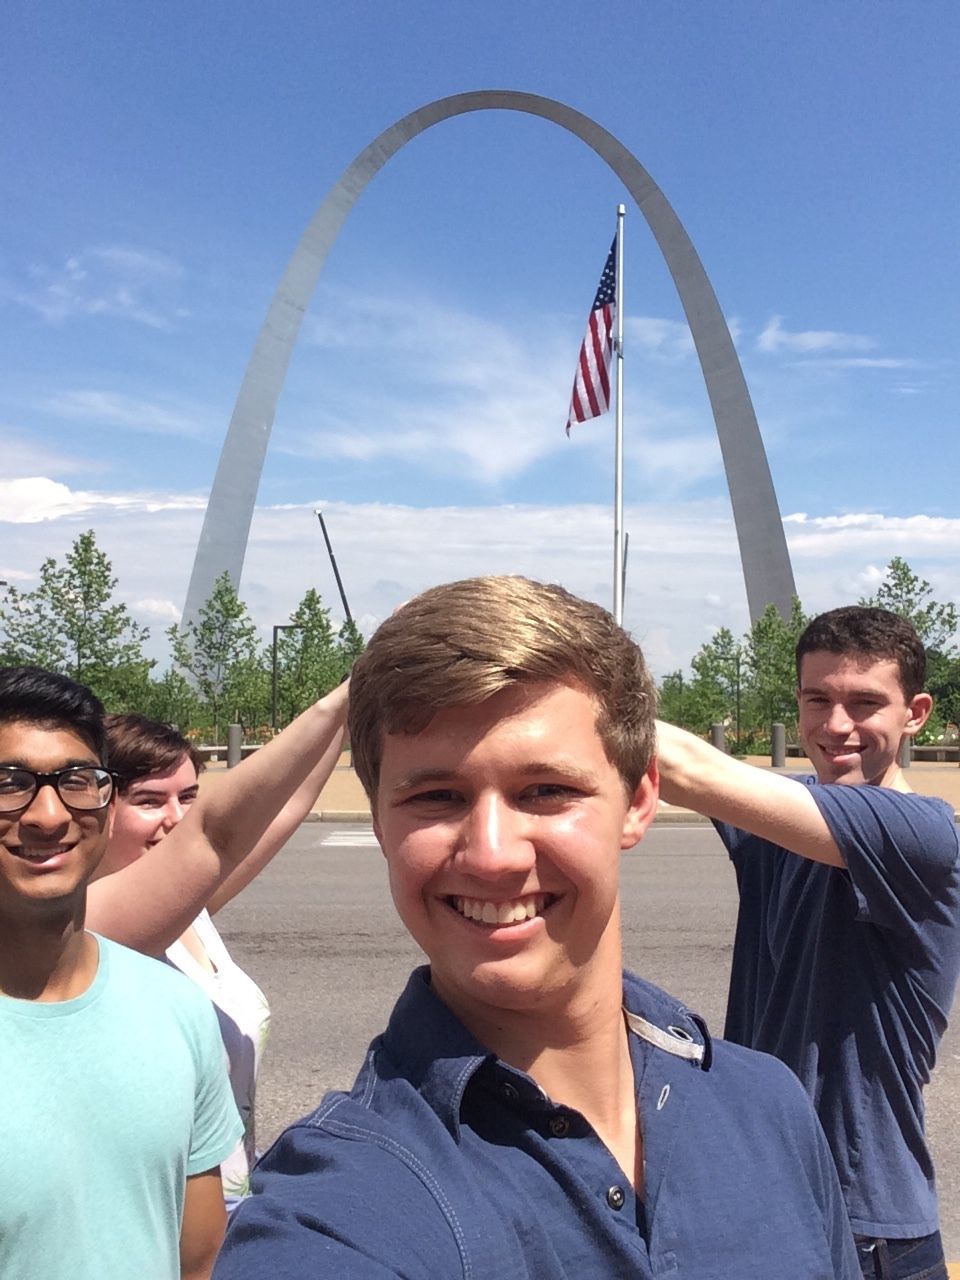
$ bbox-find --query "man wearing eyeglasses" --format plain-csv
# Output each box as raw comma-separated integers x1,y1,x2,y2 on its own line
0,665,241,1280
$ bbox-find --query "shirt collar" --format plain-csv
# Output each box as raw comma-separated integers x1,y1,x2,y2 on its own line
622,970,713,1071
381,967,714,1140
382,968,493,1136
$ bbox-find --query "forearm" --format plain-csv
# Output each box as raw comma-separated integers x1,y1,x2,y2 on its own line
655,719,749,816
206,726,345,914
86,684,349,954
198,683,349,873
655,719,842,865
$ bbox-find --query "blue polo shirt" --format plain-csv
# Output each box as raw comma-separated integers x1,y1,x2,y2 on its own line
216,967,857,1279
717,779,960,1238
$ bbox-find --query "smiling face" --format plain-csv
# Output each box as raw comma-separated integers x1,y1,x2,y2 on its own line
0,720,113,917
797,651,932,787
101,752,199,876
373,681,658,1032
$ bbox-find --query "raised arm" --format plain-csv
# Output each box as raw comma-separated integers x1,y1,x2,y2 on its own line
205,725,345,915
86,682,349,953
655,719,843,867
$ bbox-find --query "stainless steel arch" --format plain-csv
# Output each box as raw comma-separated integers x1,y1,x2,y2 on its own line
184,90,796,628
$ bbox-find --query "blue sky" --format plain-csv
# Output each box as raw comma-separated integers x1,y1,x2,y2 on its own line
2,1,957,674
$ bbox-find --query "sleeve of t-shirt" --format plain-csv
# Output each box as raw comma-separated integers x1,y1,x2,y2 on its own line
712,816,743,860
187,997,244,1176
811,784,960,934
711,776,818,866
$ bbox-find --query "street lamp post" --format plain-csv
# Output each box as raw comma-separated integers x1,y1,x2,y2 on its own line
271,623,304,731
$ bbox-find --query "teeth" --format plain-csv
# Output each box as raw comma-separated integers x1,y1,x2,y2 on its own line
454,895,546,925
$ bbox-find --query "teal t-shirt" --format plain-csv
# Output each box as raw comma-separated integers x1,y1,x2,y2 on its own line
0,934,242,1279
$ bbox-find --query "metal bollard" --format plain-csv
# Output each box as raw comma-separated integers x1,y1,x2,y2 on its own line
771,723,786,769
227,723,242,768
898,737,912,769
709,723,727,753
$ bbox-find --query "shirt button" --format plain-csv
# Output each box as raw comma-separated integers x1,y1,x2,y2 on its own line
501,1082,519,1102
606,1185,625,1211
549,1113,570,1138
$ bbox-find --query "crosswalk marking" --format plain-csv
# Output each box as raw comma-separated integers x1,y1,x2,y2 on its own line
319,825,377,848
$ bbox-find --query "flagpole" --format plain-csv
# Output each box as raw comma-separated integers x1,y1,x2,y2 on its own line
613,204,625,625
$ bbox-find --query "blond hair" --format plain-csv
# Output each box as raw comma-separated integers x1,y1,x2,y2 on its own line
348,576,656,799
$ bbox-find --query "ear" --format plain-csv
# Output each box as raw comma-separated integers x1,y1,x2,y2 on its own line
903,692,933,738
621,759,659,851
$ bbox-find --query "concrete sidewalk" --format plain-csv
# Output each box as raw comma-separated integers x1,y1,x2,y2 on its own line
302,751,960,823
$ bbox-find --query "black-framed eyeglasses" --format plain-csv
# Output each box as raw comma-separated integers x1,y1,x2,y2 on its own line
0,766,116,814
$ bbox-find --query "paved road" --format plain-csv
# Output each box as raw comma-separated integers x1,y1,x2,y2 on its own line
217,822,960,1256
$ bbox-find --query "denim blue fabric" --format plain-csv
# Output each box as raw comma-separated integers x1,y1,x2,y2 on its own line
855,1229,948,1279
718,781,960,1238
216,968,858,1279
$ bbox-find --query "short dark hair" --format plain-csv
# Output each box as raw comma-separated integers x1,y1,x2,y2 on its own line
795,607,926,699
104,714,204,791
349,575,657,800
0,666,107,763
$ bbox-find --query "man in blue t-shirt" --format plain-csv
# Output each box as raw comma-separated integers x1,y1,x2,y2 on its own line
656,606,960,1280
216,576,859,1279
0,666,241,1279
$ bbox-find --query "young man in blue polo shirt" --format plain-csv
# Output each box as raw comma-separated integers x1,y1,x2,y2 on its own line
216,576,858,1279
655,606,960,1280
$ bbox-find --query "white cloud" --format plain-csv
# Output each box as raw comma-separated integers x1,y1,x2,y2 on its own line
6,476,960,678
133,597,182,623
624,316,695,360
283,288,722,490
44,390,210,438
3,245,187,329
795,357,920,370
784,511,960,554
0,477,206,523
757,315,875,355
1,429,98,479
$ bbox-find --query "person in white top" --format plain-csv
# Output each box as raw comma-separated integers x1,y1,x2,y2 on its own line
99,715,281,1204
79,686,346,1201
83,684,347,957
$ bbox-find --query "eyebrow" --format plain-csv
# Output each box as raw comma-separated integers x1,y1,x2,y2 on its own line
389,761,598,794
127,782,200,797
0,757,99,771
799,684,887,698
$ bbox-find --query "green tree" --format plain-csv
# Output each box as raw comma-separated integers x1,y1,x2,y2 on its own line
0,529,153,709
141,667,202,733
744,598,808,740
682,627,742,737
336,617,366,675
657,670,687,727
273,588,342,727
223,653,272,737
859,556,958,654
169,573,264,742
860,557,960,732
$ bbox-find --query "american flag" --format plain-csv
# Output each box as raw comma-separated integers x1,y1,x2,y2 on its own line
565,238,617,436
